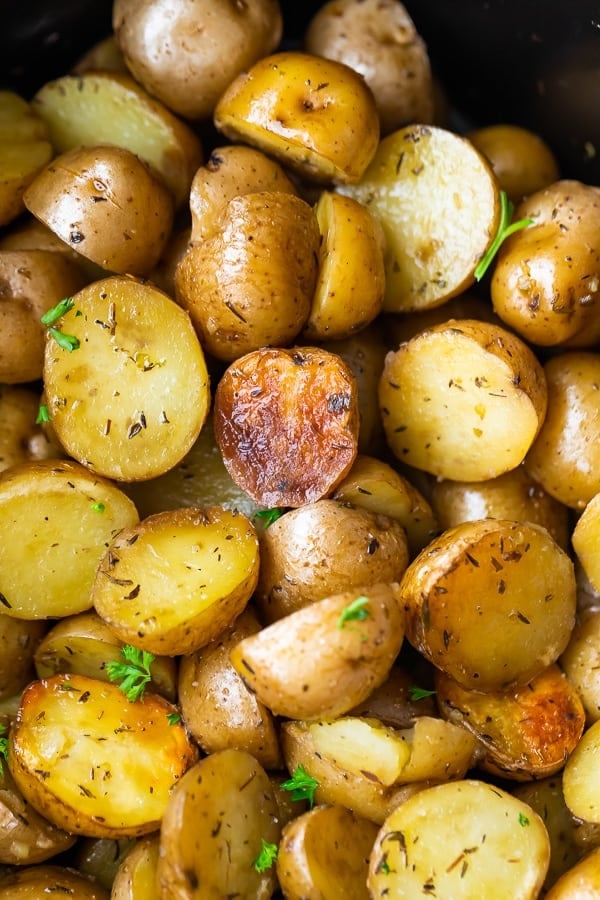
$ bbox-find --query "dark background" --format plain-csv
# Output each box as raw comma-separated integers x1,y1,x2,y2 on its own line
1,0,599,184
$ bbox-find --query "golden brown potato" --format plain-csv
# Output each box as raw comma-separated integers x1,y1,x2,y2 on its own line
0,385,64,473
563,720,600,824
0,92,53,227
176,192,320,361
214,51,380,184
572,493,600,594
545,847,600,898
0,614,45,700
24,145,174,276
525,352,600,509
110,835,160,900
491,180,600,346
379,318,548,482
401,518,576,691
214,347,360,507
561,608,600,725
256,499,409,622
467,124,560,202
0,865,109,899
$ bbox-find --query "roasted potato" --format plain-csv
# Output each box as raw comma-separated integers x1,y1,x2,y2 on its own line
0,614,45,700
572,492,600,594
0,385,64,473
561,607,600,725
72,838,135,892
0,865,109,899
563,719,600,824
467,124,560,202
0,91,53,228
110,835,160,900
545,847,600,899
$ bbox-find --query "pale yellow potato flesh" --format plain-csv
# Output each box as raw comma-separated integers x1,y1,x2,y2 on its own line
561,607,600,724
563,720,600,824
572,492,600,592
0,140,53,227
110,835,160,900
0,865,109,899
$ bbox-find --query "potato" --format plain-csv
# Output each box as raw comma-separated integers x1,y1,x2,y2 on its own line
277,804,378,900
0,865,109,899
0,249,86,384
379,318,548,482
305,0,434,135
110,835,159,900
0,385,64,473
381,291,501,347
0,92,53,227
178,607,281,770
563,719,600,824
491,181,600,347
0,614,45,700
71,35,128,76
0,460,139,619
400,518,576,691
545,847,600,898
573,493,600,595
0,214,106,282
255,499,409,622
230,583,405,720
73,837,135,892
214,347,360,507
348,663,438,727
113,0,283,120
367,780,550,898
42,276,210,482
92,506,258,656
24,145,174,276
339,125,500,312
0,90,49,143
32,72,203,207
561,608,600,725
175,192,320,361
525,351,600,509
214,51,380,185
8,673,197,838
156,749,281,899
467,124,560,202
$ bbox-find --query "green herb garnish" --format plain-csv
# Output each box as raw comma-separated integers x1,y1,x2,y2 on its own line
337,595,371,629
106,645,155,702
280,765,319,809
40,297,74,326
408,685,437,702
253,839,278,872
474,191,534,281
48,328,80,352
90,502,105,513
166,712,182,726
253,508,282,528
0,725,8,776
518,812,530,827
36,404,50,424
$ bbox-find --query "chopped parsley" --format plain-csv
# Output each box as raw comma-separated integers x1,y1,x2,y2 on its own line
0,725,7,775
474,191,533,281
40,297,74,326
106,645,155,702
90,501,105,513
280,765,319,809
48,328,80,352
36,404,50,424
518,812,530,827
408,685,437,702
166,712,182,726
337,595,371,629
253,508,283,528
253,839,278,872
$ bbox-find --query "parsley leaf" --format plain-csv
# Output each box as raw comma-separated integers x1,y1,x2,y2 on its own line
408,685,437,702
280,765,319,808
337,595,370,629
253,839,278,872
48,328,80,352
106,645,155,702
166,712,182,726
518,812,530,827
474,191,533,281
36,404,50,424
0,725,8,776
90,502,105,513
40,297,74,326
253,508,282,528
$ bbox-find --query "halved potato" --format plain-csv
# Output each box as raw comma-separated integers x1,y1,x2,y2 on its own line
560,607,600,724
572,492,600,593
563,720,600,824
0,614,46,700
0,92,53,227
110,835,160,900
0,865,109,899
0,385,64,473
0,91,49,143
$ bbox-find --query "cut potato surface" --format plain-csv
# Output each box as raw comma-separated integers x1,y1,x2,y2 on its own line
572,492,600,594
563,720,600,824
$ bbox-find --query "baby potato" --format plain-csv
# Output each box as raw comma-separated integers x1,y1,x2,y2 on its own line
379,318,548,482
0,385,62,474
572,492,600,594
563,719,600,824
491,180,600,347
8,673,197,838
230,583,405,720
256,499,409,622
0,614,45,700
467,124,560,202
0,865,109,899
545,847,600,899
561,608,600,725
0,92,53,228
176,191,319,361
525,351,600,509
24,145,174,276
401,518,576,691
92,507,259,656
340,125,500,312
214,51,380,185
42,276,210,482
110,835,159,900
348,663,438,727
214,347,360,508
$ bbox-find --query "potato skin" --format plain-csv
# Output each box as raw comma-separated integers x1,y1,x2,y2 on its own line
0,865,109,898
0,385,64,473
467,124,560,202
0,614,46,699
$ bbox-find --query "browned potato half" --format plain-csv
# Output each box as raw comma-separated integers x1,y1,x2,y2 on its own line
8,674,197,838
176,191,319,361
230,583,405,720
178,607,281,770
303,191,385,341
563,720,600,824
113,0,283,120
0,865,109,899
32,72,203,207
0,614,45,699
42,276,210,482
0,385,64,473
561,608,600,724
491,180,600,346
0,459,139,619
214,346,359,507
525,351,600,509
340,125,500,312
110,835,159,900
189,144,297,243
379,318,548,481
305,0,434,135
24,145,174,275
401,518,576,690
214,51,380,185
467,124,560,202
545,847,600,898
92,507,259,656
573,492,600,593
156,749,281,899
367,780,550,898
256,499,409,622
277,804,378,900
0,92,53,227
0,249,86,383
436,665,585,781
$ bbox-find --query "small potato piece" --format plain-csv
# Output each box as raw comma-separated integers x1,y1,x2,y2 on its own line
0,214,106,282
43,276,210,482
71,35,128,75
525,352,600,509
545,847,600,899
8,674,197,838
348,664,438,727
176,192,319,361
561,608,600,724
110,835,159,900
0,460,139,620
93,507,259,656
380,318,547,481
73,837,135,891
340,125,500,312
0,614,45,699
214,51,380,185
0,91,49,143
0,112,53,224
0,385,63,473
230,583,405,720
467,124,560,202
0,865,109,899
573,493,600,593
157,749,280,900
277,805,378,900
24,145,174,276
401,518,576,690
214,347,359,508
368,780,550,898
563,720,600,824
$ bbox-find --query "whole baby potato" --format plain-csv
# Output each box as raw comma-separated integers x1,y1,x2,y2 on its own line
467,124,560,202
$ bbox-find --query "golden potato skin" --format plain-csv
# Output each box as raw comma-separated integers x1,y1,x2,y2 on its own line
545,847,600,899
0,92,53,227
467,124,560,202
0,865,109,899
563,719,600,824
110,835,160,900
0,385,64,473
0,614,46,700
572,492,600,595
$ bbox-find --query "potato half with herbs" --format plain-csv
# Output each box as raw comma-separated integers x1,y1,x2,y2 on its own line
214,346,359,507
0,91,53,227
92,507,259,656
8,673,197,838
176,191,319,361
42,276,210,482
401,518,576,691
379,318,547,482
214,51,380,184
